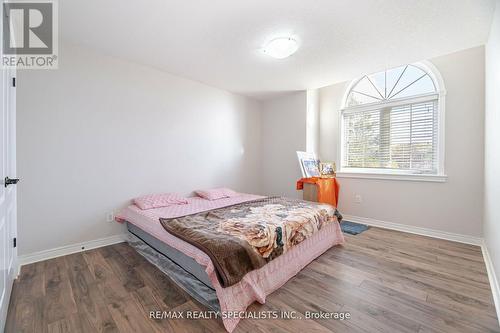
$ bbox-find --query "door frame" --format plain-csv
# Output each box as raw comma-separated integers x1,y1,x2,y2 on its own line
0,66,17,332
0,3,18,329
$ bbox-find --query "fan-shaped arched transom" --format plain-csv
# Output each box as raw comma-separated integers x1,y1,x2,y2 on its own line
346,65,437,107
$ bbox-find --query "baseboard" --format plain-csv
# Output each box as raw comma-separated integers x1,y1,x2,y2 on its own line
482,241,500,325
343,214,483,246
18,234,128,267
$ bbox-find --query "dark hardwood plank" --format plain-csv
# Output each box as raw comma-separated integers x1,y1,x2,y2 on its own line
18,261,46,298
104,246,146,292
65,253,118,332
162,301,225,333
82,249,115,283
43,257,77,324
287,272,422,333
134,260,188,309
130,286,175,332
327,245,495,301
46,314,86,333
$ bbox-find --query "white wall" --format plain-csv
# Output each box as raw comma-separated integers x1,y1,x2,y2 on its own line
318,46,485,237
484,2,500,284
260,92,307,198
17,44,262,256
306,89,320,154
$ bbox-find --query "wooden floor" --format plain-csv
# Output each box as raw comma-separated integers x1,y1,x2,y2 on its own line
6,227,500,333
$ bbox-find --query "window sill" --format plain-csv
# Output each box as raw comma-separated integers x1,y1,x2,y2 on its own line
336,171,448,183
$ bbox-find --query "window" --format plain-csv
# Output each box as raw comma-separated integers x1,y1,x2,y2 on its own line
340,63,445,180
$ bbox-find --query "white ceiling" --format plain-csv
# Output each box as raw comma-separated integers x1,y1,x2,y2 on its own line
60,0,496,99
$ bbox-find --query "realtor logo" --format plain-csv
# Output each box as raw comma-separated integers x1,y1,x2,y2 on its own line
2,0,58,69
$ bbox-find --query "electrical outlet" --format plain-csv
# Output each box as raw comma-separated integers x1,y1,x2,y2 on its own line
106,211,115,222
355,194,362,204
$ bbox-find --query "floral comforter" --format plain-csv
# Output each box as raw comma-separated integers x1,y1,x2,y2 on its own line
159,196,342,287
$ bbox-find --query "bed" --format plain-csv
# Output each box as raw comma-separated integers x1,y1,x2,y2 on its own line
116,193,345,332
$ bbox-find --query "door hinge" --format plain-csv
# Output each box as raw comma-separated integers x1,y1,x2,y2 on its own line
12,77,15,87
13,237,16,248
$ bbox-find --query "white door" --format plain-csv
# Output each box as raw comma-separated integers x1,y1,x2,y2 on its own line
0,66,17,329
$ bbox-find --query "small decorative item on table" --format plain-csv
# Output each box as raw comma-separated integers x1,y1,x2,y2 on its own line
319,162,336,178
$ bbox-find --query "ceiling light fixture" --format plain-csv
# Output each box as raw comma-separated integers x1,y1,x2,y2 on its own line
262,37,298,59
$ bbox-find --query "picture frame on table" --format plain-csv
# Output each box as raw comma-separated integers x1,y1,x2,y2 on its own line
319,162,336,178
296,151,321,178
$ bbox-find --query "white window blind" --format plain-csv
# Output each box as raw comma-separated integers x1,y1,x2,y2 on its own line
342,100,438,174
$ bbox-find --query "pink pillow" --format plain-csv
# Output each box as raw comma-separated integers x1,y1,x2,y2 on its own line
195,188,238,201
133,193,188,210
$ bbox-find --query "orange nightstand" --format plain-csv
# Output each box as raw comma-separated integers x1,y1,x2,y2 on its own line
296,177,339,207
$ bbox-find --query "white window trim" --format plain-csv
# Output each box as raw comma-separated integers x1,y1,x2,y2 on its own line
336,171,448,183
337,61,447,182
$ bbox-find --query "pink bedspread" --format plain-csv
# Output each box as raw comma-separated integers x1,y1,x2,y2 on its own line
116,194,345,332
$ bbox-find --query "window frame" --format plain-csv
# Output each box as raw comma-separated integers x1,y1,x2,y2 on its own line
337,62,447,182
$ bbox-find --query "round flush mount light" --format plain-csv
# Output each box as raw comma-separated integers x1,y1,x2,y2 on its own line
262,37,298,59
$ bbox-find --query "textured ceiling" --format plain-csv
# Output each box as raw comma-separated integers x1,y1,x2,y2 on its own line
60,0,496,99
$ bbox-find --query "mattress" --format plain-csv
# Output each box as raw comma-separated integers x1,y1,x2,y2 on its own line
116,194,345,332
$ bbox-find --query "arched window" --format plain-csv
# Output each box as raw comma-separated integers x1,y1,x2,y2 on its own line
340,63,445,179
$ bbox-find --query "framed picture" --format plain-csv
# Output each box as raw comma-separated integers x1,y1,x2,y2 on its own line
296,151,320,178
319,162,336,178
